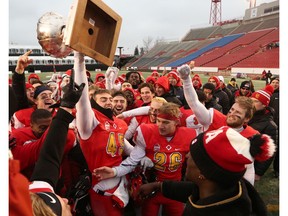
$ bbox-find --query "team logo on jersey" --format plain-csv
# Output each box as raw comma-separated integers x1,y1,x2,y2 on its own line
113,123,117,129
105,121,110,131
153,144,160,152
166,145,172,151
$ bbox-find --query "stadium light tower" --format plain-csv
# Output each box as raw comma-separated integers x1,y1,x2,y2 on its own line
209,0,222,26
118,46,123,57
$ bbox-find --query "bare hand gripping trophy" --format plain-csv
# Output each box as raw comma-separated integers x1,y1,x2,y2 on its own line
36,0,122,66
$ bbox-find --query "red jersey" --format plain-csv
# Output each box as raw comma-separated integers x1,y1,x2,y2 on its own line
206,109,259,138
180,106,214,134
79,109,128,186
11,107,57,131
11,127,76,178
135,115,151,125
9,158,33,216
11,107,35,130
137,124,197,182
239,125,259,138
179,107,193,127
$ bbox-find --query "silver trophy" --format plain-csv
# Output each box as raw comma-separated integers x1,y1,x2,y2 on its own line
37,12,72,58
36,0,122,65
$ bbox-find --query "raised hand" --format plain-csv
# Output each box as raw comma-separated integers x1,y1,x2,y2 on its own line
15,50,33,74
105,67,119,83
189,60,195,70
177,64,191,80
60,68,85,108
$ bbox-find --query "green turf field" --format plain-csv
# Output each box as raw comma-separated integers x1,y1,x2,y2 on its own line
13,70,267,91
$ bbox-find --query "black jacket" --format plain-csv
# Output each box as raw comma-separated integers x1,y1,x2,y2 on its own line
269,89,279,127
30,108,74,189
214,89,230,114
162,179,267,216
248,108,278,176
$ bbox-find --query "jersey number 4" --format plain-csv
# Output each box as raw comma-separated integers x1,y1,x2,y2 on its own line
106,132,124,157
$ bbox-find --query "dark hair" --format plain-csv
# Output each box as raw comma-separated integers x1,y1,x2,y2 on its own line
196,89,207,103
112,90,127,100
125,71,141,81
202,82,215,94
138,82,155,94
30,109,52,124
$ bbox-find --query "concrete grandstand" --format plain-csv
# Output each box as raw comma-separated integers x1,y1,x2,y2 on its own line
126,0,279,78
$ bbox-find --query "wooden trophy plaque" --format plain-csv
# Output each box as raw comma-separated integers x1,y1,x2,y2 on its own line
64,0,122,66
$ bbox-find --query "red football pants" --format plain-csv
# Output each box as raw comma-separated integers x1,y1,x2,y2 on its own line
141,192,184,216
89,189,124,216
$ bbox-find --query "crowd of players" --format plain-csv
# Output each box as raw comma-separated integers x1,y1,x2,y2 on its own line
9,50,279,216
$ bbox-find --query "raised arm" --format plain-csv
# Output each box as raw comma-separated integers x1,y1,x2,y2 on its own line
177,63,211,126
30,69,85,189
74,51,98,140
105,67,120,90
117,106,150,119
12,50,34,110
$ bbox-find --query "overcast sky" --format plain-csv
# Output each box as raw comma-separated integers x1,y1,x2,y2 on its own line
9,0,277,55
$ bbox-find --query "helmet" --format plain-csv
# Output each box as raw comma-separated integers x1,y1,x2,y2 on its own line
127,165,157,206
37,12,72,58
127,166,146,206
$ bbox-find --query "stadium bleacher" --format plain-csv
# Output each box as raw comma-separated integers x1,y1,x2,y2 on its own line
126,1,279,73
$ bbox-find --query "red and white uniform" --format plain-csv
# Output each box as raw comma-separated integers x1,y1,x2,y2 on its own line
114,124,197,216
139,124,197,181
11,127,76,179
180,71,259,184
10,107,35,130
125,115,151,140
80,109,128,187
10,107,57,131
74,52,132,216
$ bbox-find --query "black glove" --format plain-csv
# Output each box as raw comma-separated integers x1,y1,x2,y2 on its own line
60,69,85,108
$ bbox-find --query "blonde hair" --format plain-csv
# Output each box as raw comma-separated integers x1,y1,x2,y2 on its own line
30,192,57,216
88,84,99,92
151,96,167,104
234,96,255,119
158,102,181,119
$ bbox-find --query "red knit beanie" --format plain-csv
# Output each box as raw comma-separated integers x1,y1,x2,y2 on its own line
118,74,126,83
251,85,274,107
146,76,156,84
208,76,220,89
167,71,180,82
25,83,34,89
62,69,72,79
95,81,106,89
155,76,170,92
151,71,160,77
192,74,202,89
95,73,105,83
190,126,276,186
28,73,40,83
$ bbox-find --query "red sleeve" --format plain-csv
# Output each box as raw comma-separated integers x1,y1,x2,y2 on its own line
9,159,33,216
11,138,44,171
